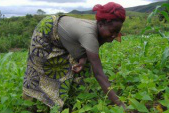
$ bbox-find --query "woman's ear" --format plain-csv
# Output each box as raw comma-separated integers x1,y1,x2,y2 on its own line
115,33,122,42
98,21,105,28
98,21,102,28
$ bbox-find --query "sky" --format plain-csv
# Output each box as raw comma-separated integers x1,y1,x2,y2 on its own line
0,0,167,17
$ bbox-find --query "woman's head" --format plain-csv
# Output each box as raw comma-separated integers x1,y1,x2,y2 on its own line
93,2,126,22
93,2,126,43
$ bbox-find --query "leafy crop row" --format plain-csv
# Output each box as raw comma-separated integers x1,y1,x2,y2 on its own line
0,34,169,112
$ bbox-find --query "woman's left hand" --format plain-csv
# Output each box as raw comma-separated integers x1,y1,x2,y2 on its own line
72,57,87,73
72,63,83,73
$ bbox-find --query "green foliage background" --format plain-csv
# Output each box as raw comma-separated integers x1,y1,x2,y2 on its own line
0,11,168,53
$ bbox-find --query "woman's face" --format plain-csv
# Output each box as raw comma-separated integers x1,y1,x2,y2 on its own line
98,21,123,43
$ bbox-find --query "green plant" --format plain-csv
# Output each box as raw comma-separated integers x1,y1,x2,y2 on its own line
143,3,169,69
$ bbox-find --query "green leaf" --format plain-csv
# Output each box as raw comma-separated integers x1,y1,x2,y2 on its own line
161,47,169,68
143,41,149,57
161,3,169,12
21,111,31,113
159,94,169,109
79,105,92,113
97,100,104,111
73,100,81,110
163,110,169,113
161,11,169,22
1,96,8,104
127,105,135,110
159,30,166,38
129,98,149,112
1,108,13,113
50,105,59,113
135,91,152,101
154,5,161,14
77,93,97,100
147,5,161,23
141,92,152,101
23,100,34,107
141,26,152,34
0,52,13,71
165,87,169,93
61,108,69,113
142,95,152,101
111,106,124,113
147,12,154,23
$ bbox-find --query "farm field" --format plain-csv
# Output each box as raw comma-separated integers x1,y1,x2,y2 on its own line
0,34,169,113
1,2,169,112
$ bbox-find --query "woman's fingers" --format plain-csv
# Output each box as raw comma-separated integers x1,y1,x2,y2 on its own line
72,64,83,73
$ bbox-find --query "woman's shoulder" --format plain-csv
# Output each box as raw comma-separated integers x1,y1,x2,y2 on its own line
60,16,95,24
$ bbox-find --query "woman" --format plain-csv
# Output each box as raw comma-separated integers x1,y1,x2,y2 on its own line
23,2,126,111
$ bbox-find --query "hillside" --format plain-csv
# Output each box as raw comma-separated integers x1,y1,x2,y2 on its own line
69,10,95,14
125,1,167,12
69,1,168,14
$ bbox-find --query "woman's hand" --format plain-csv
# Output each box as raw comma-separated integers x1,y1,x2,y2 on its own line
72,63,83,73
72,57,87,73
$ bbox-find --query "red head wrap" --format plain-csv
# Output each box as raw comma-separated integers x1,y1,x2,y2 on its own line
93,2,126,22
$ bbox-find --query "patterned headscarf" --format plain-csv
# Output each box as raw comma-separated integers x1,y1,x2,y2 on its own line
93,2,126,22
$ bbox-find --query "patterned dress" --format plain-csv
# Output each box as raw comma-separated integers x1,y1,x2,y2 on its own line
22,15,91,110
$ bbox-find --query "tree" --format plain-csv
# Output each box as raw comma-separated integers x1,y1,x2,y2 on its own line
0,11,5,20
2,15,5,19
0,11,2,19
37,9,46,15
57,12,64,16
26,14,33,19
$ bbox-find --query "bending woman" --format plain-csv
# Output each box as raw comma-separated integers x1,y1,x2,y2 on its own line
23,2,126,111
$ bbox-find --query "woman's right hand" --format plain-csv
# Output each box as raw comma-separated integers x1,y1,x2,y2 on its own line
72,63,83,73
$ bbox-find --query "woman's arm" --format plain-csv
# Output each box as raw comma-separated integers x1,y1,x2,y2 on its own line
86,50,125,108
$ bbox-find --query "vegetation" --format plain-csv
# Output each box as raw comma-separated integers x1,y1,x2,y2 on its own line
1,34,169,113
0,12,168,53
0,11,5,19
0,1,169,113
0,14,45,52
37,9,46,15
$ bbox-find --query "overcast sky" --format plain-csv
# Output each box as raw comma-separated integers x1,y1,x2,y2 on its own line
0,0,167,17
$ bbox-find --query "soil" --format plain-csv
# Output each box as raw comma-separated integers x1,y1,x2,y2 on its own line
9,48,22,52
